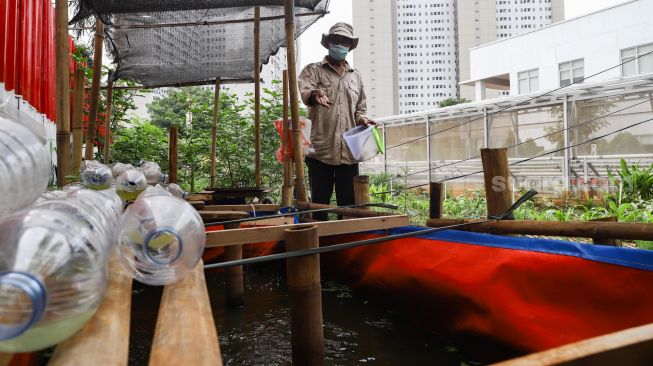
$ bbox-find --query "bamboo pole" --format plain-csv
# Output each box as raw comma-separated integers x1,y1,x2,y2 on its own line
148,261,222,366
224,223,245,308
71,68,85,175
426,219,653,241
55,0,71,187
285,225,324,366
591,217,623,247
254,6,262,190
284,0,308,202
102,75,113,164
295,201,392,218
429,182,445,219
85,18,104,161
481,148,513,219
353,176,371,210
281,70,294,206
49,256,132,366
169,127,178,184
210,79,221,188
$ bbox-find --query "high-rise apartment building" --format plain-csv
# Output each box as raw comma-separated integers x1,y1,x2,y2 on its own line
353,0,565,117
352,0,399,118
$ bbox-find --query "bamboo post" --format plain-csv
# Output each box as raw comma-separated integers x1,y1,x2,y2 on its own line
481,148,513,219
353,176,371,210
0,353,12,366
284,0,308,202
591,217,623,247
281,70,294,206
71,68,85,175
285,225,324,366
85,18,104,161
148,261,222,366
224,222,245,308
210,79,221,188
169,127,178,184
55,0,71,187
296,201,393,218
429,182,445,219
254,6,262,190
49,256,132,366
102,74,113,164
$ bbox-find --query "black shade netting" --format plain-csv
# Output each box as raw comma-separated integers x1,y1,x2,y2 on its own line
70,0,326,23
92,3,328,86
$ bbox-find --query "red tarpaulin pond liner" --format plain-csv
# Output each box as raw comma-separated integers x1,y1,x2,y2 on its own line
205,224,653,354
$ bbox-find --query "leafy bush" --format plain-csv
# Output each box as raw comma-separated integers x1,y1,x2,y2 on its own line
608,159,653,204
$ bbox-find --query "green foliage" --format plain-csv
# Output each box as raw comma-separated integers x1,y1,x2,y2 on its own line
437,98,471,108
111,118,169,167
608,159,653,204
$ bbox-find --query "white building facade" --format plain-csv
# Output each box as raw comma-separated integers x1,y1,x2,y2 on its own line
465,0,653,101
396,0,458,114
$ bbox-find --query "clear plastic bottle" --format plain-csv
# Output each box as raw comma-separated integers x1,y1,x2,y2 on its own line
111,162,134,179
67,189,124,243
117,196,205,286
166,183,188,200
139,162,163,185
139,185,172,198
80,162,113,190
0,116,50,217
0,208,108,352
116,169,148,201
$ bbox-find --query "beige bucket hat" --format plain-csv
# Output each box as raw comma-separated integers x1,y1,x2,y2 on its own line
321,22,359,50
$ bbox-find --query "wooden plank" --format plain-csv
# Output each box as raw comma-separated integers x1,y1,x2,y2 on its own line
493,322,653,366
49,256,132,366
149,261,222,366
189,201,206,210
242,217,295,227
206,215,409,247
426,219,653,241
200,211,250,220
0,353,12,366
202,204,280,212
188,193,213,202
296,201,394,218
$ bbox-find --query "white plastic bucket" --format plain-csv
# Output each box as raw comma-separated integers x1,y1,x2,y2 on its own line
343,125,379,162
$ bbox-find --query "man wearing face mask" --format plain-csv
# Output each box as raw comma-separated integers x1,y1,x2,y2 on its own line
298,22,375,220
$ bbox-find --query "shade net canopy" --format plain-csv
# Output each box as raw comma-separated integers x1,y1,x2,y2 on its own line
70,1,329,86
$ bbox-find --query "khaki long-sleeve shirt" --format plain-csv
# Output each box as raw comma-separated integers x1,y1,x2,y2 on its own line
298,57,368,166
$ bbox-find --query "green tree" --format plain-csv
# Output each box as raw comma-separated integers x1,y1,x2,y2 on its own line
437,98,471,108
111,118,169,167
545,101,614,155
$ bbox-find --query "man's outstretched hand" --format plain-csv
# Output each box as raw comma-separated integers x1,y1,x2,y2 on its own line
314,90,334,108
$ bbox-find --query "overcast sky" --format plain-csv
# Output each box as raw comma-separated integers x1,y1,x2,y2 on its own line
298,0,630,68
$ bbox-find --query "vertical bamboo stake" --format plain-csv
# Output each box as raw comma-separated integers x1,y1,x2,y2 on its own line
285,225,324,366
103,75,113,164
281,70,294,206
254,6,262,190
224,223,244,307
210,79,221,188
353,176,371,210
429,182,445,219
72,68,85,175
169,127,178,184
55,0,71,187
284,0,308,202
481,148,513,219
85,18,104,161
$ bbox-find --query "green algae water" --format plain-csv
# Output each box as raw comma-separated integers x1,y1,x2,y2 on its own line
0,310,96,353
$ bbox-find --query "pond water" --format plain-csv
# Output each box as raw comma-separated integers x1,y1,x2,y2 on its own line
128,264,496,365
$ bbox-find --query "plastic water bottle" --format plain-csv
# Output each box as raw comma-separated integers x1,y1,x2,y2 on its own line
111,162,134,179
139,185,173,198
139,162,163,185
67,189,124,242
117,196,205,285
166,183,188,200
80,162,113,190
0,208,108,352
33,199,113,248
0,116,50,217
116,169,148,201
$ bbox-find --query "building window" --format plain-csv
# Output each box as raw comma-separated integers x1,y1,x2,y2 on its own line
621,43,653,77
518,69,539,94
559,59,584,87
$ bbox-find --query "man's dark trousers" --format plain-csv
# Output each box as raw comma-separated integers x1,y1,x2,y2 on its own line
305,156,359,221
